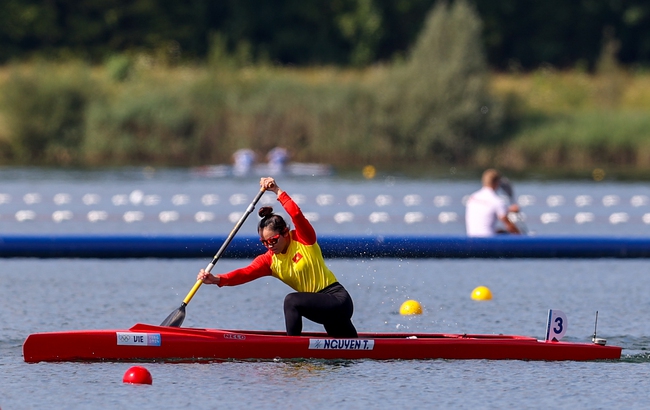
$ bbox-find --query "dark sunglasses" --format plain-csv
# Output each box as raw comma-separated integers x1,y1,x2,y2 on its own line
260,233,283,247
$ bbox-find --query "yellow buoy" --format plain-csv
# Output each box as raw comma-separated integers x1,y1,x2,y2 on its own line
471,286,493,301
362,165,376,179
592,168,605,181
399,299,423,315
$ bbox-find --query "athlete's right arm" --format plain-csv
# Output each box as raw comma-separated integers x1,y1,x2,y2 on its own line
218,252,273,286
499,214,521,234
208,253,273,286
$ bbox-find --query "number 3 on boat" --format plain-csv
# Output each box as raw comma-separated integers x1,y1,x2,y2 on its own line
545,309,568,342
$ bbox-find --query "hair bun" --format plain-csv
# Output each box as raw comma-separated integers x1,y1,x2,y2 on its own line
258,206,274,218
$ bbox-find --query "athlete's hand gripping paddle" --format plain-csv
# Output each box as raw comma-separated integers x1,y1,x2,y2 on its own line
160,187,266,327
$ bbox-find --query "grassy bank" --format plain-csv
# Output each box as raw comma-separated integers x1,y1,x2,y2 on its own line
0,0,648,178
1,61,650,177
0,2,500,171
484,70,650,176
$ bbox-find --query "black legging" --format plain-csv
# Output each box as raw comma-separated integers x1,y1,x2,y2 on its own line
283,282,358,338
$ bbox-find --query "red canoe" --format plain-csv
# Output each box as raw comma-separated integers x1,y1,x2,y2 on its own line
22,323,621,363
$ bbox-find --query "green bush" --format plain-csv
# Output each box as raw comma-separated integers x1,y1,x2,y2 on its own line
162,68,379,165
105,54,133,82
374,0,501,163
0,62,94,165
481,109,650,170
0,1,507,169
84,78,204,166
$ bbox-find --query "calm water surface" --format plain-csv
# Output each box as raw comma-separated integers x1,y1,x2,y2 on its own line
1,169,650,409
2,258,650,409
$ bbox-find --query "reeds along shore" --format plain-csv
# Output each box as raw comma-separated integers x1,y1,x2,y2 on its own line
0,1,495,171
0,61,649,174
485,70,650,174
0,0,648,176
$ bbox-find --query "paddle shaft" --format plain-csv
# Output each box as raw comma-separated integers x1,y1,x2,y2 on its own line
500,178,527,234
180,187,266,306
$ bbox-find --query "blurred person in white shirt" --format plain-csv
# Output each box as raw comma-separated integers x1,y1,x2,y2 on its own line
465,169,521,237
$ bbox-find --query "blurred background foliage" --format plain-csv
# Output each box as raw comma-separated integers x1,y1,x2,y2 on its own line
2,0,649,69
0,0,649,173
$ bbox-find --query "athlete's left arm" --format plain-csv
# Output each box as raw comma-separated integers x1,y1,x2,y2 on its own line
278,191,316,245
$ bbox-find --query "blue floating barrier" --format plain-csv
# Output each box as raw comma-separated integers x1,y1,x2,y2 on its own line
0,235,649,258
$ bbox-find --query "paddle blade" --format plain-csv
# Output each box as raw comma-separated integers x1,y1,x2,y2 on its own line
160,304,186,327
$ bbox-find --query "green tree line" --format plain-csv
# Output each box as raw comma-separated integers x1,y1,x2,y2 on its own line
2,0,650,69
2,0,650,174
0,1,502,169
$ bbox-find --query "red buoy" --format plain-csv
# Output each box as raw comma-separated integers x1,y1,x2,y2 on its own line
123,366,153,385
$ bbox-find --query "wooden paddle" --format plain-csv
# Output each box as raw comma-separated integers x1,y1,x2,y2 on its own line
160,187,267,327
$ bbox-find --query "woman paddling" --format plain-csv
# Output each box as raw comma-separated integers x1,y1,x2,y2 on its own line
197,177,358,338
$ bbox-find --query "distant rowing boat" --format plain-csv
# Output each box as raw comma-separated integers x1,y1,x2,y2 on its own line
23,323,621,363
192,163,334,178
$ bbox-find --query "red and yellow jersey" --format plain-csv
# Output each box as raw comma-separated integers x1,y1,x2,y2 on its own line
218,191,338,293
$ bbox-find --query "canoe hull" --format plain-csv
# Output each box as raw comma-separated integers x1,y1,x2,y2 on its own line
23,323,622,363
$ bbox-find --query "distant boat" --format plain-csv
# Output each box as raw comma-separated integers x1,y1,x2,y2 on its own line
192,163,334,178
